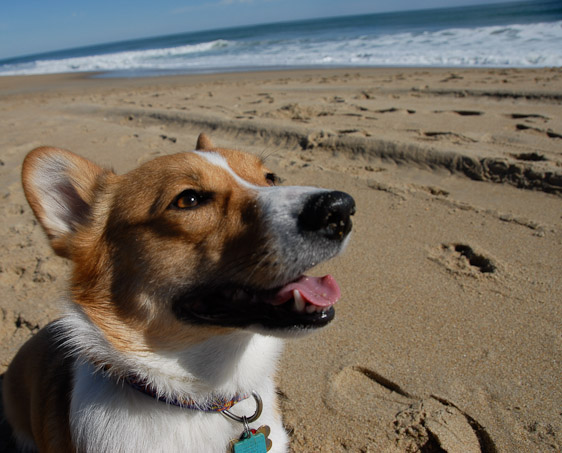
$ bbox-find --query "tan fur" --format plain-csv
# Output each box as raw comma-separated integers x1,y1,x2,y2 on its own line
3,133,352,452
22,147,108,259
4,135,279,450
23,137,273,354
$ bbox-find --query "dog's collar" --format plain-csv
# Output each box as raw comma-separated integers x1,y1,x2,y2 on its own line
124,372,249,413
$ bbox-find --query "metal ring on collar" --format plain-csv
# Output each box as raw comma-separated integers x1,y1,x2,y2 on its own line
221,391,263,424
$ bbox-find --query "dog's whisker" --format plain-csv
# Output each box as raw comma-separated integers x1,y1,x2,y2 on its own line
258,147,278,164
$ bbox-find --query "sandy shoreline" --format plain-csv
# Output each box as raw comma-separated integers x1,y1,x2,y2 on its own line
1,67,561,452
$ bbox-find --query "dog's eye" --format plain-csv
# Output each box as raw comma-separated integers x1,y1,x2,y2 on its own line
171,190,203,210
265,172,278,186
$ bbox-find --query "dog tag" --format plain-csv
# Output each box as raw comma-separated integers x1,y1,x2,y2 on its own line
232,432,266,453
230,425,272,453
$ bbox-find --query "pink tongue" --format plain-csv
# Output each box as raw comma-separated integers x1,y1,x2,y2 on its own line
271,275,341,307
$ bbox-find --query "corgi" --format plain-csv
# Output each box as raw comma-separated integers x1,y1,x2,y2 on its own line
2,134,355,453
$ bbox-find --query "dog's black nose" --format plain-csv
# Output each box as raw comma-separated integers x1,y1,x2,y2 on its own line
298,191,355,240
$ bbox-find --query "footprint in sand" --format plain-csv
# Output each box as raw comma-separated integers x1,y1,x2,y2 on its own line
413,185,450,197
327,366,493,452
327,366,413,419
374,107,416,114
515,123,562,139
440,73,464,82
256,93,275,104
510,152,547,162
452,110,483,116
428,243,497,277
507,113,549,121
421,131,477,144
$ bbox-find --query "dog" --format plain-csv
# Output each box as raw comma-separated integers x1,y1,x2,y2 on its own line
2,133,355,452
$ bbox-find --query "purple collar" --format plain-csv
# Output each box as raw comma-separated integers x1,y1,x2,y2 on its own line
124,373,249,413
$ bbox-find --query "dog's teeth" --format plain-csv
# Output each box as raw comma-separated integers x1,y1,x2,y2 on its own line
293,290,305,312
306,304,316,314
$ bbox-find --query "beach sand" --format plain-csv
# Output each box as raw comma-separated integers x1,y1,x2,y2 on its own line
0,67,560,452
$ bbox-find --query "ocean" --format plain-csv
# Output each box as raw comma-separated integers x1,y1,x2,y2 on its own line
1,0,561,77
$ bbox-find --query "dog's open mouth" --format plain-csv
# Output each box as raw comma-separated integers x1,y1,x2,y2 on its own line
173,275,340,330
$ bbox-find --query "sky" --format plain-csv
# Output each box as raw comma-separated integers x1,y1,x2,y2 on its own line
1,0,521,60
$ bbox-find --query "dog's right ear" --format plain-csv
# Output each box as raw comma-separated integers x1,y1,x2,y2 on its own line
195,133,215,151
22,147,108,258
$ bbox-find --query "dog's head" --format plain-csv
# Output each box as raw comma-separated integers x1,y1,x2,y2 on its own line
22,135,354,350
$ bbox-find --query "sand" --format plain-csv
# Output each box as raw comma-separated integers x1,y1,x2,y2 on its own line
0,67,561,452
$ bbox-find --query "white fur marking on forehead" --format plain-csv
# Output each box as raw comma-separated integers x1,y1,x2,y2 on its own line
192,151,257,189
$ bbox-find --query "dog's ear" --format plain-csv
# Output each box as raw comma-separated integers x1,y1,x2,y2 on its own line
22,147,108,258
195,133,215,151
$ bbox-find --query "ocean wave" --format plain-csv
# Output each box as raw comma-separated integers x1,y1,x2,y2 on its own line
1,21,561,76
0,39,233,75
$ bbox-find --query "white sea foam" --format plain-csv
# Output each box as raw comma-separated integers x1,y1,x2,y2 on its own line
1,21,561,76
0,40,232,75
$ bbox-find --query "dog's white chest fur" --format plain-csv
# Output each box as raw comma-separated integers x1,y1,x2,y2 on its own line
70,341,288,453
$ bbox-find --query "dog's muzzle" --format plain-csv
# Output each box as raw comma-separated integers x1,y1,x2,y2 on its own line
172,188,356,331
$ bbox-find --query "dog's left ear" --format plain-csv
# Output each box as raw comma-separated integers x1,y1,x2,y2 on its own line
195,133,215,151
22,147,108,258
